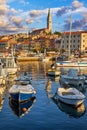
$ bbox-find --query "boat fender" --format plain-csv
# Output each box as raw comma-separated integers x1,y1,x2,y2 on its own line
22,107,27,112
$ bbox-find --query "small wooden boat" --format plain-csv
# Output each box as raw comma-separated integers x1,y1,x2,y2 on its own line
9,96,36,117
55,87,85,107
9,82,36,102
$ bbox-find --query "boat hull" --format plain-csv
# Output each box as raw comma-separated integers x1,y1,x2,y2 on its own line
57,95,84,107
56,61,87,67
56,87,85,107
60,76,85,87
48,70,60,76
10,92,35,102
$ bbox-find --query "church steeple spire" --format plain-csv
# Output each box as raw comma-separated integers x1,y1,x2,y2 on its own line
47,8,52,33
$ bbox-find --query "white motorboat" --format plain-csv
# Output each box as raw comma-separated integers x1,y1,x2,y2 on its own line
47,92,86,118
56,60,87,68
52,95,86,118
55,87,85,107
60,69,85,87
1,57,20,75
5,57,20,75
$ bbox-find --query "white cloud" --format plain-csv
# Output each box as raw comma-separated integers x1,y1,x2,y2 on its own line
72,0,83,9
25,19,34,24
0,0,87,34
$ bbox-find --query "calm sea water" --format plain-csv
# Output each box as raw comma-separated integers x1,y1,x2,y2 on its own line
1,61,87,130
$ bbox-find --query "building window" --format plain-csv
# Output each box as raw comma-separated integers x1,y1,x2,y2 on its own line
73,45,75,48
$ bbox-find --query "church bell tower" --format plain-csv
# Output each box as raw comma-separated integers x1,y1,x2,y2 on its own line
47,8,52,33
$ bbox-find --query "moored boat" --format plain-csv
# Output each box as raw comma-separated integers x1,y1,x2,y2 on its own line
55,87,85,107
52,95,86,118
9,82,36,102
60,69,85,87
1,57,20,75
56,60,87,67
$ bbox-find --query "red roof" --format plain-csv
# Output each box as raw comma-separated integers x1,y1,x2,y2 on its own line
62,31,87,35
0,39,8,42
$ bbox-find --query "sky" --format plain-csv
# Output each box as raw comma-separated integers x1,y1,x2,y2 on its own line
0,0,87,35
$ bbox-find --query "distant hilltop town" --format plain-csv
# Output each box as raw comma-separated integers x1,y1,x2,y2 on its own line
0,9,61,55
0,8,87,56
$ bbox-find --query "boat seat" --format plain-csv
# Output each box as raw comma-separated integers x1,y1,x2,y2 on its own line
62,92,75,95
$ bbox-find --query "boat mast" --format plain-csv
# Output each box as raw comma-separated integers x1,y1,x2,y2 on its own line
68,15,72,60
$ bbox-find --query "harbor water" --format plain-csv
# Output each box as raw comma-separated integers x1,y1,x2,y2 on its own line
0,61,87,130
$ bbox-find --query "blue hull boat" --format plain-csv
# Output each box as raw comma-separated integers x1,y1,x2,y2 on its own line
10,92,34,102
9,84,36,102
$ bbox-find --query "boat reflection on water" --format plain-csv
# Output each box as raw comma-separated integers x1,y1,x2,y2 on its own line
0,96,4,111
9,96,36,117
52,95,86,118
48,76,60,82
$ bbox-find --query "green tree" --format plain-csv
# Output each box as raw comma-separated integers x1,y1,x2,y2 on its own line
54,31,61,36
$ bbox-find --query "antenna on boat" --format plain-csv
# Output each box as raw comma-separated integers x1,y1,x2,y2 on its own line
68,14,72,60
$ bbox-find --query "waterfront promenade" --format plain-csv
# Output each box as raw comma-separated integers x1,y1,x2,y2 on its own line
17,56,52,62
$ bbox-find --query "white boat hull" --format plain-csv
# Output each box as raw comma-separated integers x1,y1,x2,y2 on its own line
60,69,85,87
57,95,84,107
56,61,87,67
60,76,85,87
56,87,85,107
